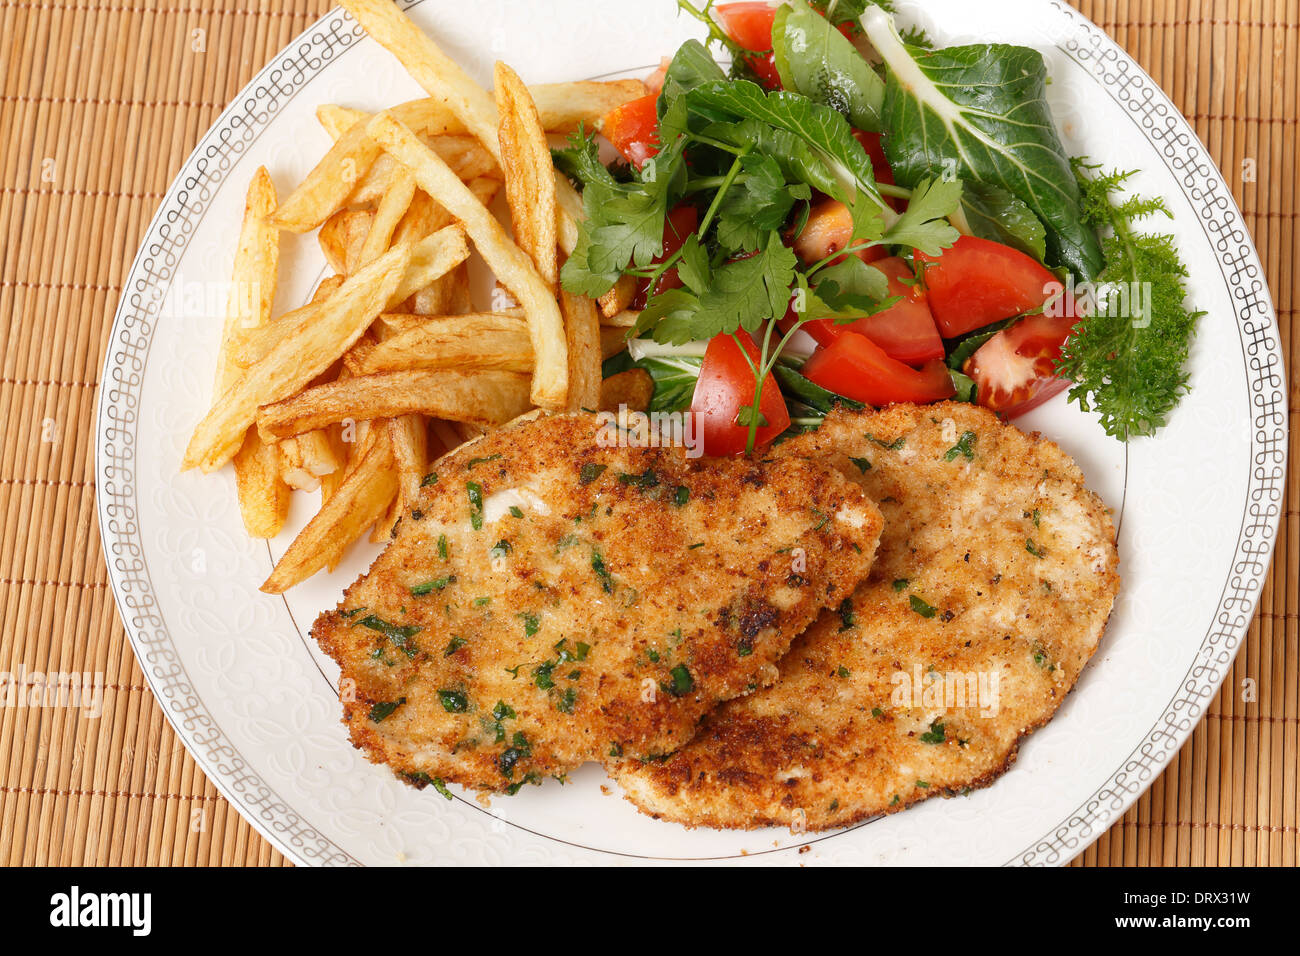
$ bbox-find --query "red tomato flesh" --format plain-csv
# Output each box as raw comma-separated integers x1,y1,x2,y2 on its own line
789,256,943,365
691,333,791,456
914,236,1060,338
965,301,1080,418
715,3,782,89
802,333,956,407
602,93,661,168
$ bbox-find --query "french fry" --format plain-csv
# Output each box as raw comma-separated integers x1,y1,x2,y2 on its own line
342,330,379,377
230,225,469,367
233,430,291,537
183,240,414,472
598,275,637,320
529,79,648,133
372,413,429,541
602,309,641,328
312,274,346,304
367,112,569,408
339,0,500,154
277,429,343,492
599,368,655,413
271,98,462,233
212,167,290,537
320,81,647,139
560,289,602,411
214,167,279,390
357,310,532,375
319,208,374,275
338,0,582,253
601,325,631,360
409,260,471,316
352,138,499,205
256,368,534,440
496,62,557,289
261,426,398,593
358,167,416,266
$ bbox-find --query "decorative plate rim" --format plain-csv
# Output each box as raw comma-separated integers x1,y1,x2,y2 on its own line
95,0,1287,867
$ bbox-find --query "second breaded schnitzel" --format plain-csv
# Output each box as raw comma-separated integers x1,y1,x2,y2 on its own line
312,412,882,794
613,403,1120,829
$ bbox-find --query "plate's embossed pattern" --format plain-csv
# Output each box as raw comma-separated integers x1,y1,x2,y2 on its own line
97,0,1284,866
1016,4,1285,866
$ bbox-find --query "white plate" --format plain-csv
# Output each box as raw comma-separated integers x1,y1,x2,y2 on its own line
97,0,1286,866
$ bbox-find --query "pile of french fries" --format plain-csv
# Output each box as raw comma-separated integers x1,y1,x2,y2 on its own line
180,0,654,593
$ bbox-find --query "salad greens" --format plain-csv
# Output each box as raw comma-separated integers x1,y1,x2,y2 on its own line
772,0,884,132
861,6,1104,281
559,0,1200,445
1057,162,1204,439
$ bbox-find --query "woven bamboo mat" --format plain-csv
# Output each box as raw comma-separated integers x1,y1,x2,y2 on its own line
0,0,1294,868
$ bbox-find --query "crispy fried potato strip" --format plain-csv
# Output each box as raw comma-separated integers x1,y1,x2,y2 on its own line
230,225,469,367
367,112,568,409
599,368,655,413
261,426,398,593
212,167,290,536
338,0,582,253
183,241,414,472
528,80,648,133
256,368,534,440
560,289,602,411
357,310,532,375
598,275,637,320
496,62,557,289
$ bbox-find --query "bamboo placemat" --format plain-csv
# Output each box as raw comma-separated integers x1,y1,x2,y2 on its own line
0,0,1294,867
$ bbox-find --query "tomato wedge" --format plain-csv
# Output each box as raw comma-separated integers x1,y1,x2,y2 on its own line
631,204,699,310
852,129,903,211
792,199,886,268
914,236,1059,338
786,256,943,365
691,333,791,456
715,3,782,89
965,302,1080,418
802,333,956,407
602,92,660,168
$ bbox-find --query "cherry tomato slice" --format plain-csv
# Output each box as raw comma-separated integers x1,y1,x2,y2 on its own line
913,235,1060,339
802,333,956,407
602,93,660,168
691,333,791,456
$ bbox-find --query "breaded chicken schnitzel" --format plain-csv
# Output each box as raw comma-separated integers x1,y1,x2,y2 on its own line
312,412,882,794
613,403,1119,829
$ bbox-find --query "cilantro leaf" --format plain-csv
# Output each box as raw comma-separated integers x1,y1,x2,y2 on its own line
684,233,798,340
716,154,811,251
879,176,962,255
